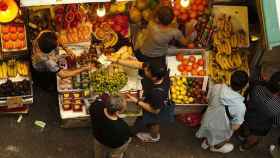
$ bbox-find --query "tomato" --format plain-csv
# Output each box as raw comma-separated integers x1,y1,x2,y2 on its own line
181,13,189,21
198,0,203,4
17,26,24,33
198,4,204,12
197,59,204,66
187,43,195,49
18,33,25,40
191,69,198,76
186,65,192,72
176,53,185,61
10,33,17,41
1,26,9,34
178,64,185,72
190,12,197,19
2,34,10,41
191,5,198,11
174,10,180,16
192,63,199,70
9,26,17,33
189,55,196,63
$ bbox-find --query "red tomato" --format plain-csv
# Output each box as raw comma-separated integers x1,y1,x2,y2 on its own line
2,26,9,34
176,53,185,61
189,55,196,63
178,64,185,72
2,34,10,41
198,4,204,12
186,65,192,72
9,26,17,33
190,12,197,19
181,13,189,21
192,63,199,69
187,43,195,49
10,33,17,41
174,10,180,16
197,0,203,4
197,59,204,66
17,26,24,33
191,5,198,11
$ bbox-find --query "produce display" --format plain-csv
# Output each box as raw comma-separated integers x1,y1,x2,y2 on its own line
109,2,127,14
0,59,29,79
90,64,128,94
110,45,133,60
209,14,249,85
1,23,27,51
94,28,118,48
0,79,31,97
171,76,207,104
173,0,208,23
62,92,84,112
28,9,52,40
174,52,206,76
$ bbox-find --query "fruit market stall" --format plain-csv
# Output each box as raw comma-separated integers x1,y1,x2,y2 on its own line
0,0,33,114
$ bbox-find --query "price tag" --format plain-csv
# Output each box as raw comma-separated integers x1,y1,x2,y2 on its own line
6,96,23,109
202,76,209,92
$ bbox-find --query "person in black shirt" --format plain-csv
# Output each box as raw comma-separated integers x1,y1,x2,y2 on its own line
89,94,131,158
107,57,173,143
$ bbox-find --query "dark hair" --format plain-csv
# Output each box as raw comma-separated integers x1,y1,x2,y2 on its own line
145,62,168,80
106,95,126,114
37,32,58,54
230,70,249,91
157,6,174,25
266,71,280,93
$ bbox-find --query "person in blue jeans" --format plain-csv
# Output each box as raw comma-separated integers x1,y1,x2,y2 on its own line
108,57,174,143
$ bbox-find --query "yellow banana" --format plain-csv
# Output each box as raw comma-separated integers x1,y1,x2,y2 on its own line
0,63,3,79
2,62,7,78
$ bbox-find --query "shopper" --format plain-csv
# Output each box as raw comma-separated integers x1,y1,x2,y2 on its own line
134,6,189,75
108,57,174,143
238,71,280,151
89,94,132,158
32,30,91,90
196,70,249,153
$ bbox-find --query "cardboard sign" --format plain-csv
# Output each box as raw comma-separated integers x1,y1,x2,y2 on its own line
6,96,23,109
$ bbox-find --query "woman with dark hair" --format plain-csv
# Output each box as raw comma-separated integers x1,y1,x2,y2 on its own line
32,31,92,90
90,94,131,158
107,57,174,143
239,71,280,151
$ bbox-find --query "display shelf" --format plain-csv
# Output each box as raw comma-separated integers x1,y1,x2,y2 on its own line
58,94,88,120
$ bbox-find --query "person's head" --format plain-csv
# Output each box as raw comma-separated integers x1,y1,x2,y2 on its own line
156,6,174,26
230,70,249,91
106,94,127,115
37,31,58,54
143,62,168,82
266,71,280,94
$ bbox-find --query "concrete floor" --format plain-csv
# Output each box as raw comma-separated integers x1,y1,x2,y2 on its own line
0,86,278,158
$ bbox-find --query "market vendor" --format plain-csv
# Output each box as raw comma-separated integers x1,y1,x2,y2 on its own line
32,30,92,91
108,57,174,143
133,6,189,76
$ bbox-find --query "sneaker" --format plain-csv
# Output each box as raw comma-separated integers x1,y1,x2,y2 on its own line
136,132,160,143
210,143,234,153
201,140,209,150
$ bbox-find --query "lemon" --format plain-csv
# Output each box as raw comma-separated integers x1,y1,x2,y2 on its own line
182,77,187,83
188,97,194,103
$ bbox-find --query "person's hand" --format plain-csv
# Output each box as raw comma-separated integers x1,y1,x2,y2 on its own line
126,93,138,103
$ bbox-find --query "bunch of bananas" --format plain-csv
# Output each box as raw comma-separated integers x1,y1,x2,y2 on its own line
215,52,242,70
0,60,29,79
110,46,133,60
212,14,247,55
17,61,29,76
208,52,249,85
104,31,118,48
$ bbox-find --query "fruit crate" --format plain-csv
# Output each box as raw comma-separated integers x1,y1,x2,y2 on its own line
166,48,208,77
170,76,209,106
0,24,28,52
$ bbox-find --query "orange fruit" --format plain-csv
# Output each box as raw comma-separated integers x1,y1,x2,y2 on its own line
2,26,9,34
9,26,17,33
10,33,17,41
18,33,25,40
2,34,10,41
192,69,198,76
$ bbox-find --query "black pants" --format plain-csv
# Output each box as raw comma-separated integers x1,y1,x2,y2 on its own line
31,67,57,91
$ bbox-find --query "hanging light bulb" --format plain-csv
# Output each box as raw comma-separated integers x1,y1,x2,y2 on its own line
180,0,190,8
96,4,106,17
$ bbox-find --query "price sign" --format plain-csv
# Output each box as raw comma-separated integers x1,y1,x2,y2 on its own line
6,96,23,109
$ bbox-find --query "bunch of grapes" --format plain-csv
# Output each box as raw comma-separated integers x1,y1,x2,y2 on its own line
91,69,128,94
